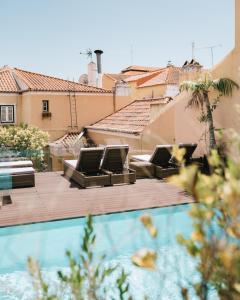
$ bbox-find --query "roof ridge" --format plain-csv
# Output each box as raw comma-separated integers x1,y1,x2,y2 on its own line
13,69,34,90
14,68,110,92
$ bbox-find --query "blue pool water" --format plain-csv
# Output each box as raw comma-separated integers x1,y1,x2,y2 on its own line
0,205,216,300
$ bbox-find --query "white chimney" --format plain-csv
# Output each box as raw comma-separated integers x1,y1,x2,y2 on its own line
87,61,97,87
94,49,103,88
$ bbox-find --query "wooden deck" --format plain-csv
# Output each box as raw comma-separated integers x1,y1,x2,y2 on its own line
0,172,193,227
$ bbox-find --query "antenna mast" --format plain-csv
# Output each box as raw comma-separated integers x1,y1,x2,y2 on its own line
80,48,93,61
193,43,222,67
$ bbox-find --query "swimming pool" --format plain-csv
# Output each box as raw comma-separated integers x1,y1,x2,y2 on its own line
0,204,216,300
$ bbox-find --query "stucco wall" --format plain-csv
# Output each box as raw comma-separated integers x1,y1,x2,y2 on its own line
127,81,166,100
20,93,115,141
102,75,115,90
87,130,141,151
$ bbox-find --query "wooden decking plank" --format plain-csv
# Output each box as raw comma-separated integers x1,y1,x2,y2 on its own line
0,172,192,227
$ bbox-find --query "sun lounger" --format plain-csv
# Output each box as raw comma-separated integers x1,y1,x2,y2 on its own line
178,143,198,163
0,167,35,189
130,145,176,178
63,147,110,188
101,145,136,185
130,144,197,179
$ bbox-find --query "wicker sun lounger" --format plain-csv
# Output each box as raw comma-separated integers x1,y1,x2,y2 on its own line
101,145,136,185
130,145,174,178
0,167,35,189
63,147,110,188
130,143,198,179
178,143,198,163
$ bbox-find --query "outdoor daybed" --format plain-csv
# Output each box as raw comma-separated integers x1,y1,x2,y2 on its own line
101,145,136,185
63,147,111,188
0,166,35,189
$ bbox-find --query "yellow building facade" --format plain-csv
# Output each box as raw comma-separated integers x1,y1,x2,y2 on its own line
0,67,132,142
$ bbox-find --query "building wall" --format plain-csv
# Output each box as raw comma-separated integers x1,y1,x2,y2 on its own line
0,90,133,141
20,93,115,141
102,75,115,90
127,81,167,100
87,130,142,152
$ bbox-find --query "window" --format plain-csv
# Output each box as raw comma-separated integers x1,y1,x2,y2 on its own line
0,105,14,124
42,100,49,112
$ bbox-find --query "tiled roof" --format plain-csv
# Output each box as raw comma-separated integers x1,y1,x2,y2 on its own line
0,68,20,92
137,67,181,88
51,132,83,148
125,70,161,82
121,65,160,74
0,66,111,94
49,132,86,156
87,97,171,135
104,73,129,81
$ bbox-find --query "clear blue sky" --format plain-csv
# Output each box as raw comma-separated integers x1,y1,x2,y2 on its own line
0,0,234,80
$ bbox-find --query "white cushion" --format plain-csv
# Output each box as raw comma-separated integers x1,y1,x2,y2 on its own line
132,154,151,162
0,167,35,175
64,160,77,169
0,160,33,168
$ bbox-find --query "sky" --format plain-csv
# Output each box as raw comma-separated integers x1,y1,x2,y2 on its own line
0,0,235,81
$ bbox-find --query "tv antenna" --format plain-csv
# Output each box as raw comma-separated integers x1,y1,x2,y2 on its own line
192,42,222,67
80,48,93,61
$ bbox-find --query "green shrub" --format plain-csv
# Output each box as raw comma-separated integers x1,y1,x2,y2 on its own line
0,124,49,169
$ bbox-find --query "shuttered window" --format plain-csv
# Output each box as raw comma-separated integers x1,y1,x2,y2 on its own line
0,105,14,123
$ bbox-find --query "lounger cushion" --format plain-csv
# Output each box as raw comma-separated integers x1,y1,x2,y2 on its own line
0,160,33,169
169,143,197,164
131,154,151,162
149,145,173,167
0,167,34,176
75,148,104,173
64,160,77,169
101,145,129,172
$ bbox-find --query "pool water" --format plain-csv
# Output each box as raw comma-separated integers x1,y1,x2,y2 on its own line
0,205,216,300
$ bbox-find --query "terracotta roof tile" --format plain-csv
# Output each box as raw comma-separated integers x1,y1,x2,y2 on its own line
0,66,111,94
138,67,181,88
104,73,129,81
121,65,160,74
87,97,171,135
0,68,20,92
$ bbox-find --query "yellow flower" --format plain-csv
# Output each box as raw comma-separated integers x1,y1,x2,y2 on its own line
191,231,204,242
140,215,158,238
132,249,157,269
234,283,240,293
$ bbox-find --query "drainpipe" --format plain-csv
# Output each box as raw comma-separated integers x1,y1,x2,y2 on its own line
112,84,116,113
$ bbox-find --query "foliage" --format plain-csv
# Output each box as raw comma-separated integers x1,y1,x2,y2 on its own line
0,124,49,169
180,74,239,151
28,216,133,300
168,142,240,300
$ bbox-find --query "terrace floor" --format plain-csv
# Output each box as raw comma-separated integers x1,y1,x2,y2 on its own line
0,172,193,227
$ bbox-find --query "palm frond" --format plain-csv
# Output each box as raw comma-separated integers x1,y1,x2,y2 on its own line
187,90,204,108
180,81,198,92
212,78,239,96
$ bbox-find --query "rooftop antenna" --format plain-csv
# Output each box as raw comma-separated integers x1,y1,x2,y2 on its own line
192,42,222,67
192,41,195,59
130,44,134,65
80,48,93,61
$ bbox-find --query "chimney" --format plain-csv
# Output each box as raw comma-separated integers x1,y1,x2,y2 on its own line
94,49,103,88
87,61,97,87
236,0,240,49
